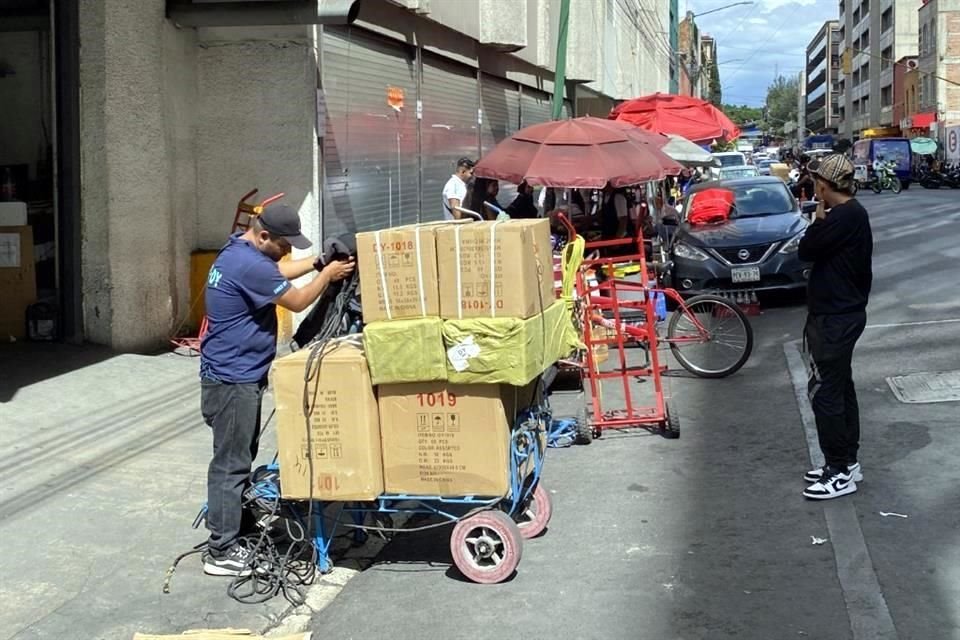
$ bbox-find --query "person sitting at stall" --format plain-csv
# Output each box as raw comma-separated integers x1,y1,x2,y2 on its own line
466,177,504,220
599,185,630,241
505,181,540,219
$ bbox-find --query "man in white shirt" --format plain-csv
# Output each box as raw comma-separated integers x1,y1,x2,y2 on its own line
442,157,475,220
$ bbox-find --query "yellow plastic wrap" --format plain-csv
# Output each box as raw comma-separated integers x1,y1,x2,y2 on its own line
443,300,581,385
362,317,447,385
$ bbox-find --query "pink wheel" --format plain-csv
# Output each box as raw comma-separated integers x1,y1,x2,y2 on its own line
449,510,523,584
515,484,553,539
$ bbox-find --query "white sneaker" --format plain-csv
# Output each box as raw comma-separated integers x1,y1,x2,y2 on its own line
805,462,862,483
803,466,858,500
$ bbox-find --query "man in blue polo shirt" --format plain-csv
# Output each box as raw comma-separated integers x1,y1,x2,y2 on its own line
200,202,354,577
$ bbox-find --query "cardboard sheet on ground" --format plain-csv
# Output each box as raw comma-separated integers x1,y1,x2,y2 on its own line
443,300,580,385
363,317,447,385
133,630,309,640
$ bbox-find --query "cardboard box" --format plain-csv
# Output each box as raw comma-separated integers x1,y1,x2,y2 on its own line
436,219,556,320
271,341,384,501
357,224,442,323
378,383,518,498
0,225,36,339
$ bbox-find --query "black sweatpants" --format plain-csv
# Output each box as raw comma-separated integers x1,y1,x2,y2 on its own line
803,312,867,469
200,378,265,555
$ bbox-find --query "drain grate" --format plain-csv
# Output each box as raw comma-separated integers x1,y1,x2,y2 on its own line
886,371,960,403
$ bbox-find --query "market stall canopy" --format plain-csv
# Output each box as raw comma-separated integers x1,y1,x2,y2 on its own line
910,137,938,156
609,93,741,144
473,116,683,188
662,133,720,167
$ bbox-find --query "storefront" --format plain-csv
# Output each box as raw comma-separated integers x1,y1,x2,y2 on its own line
899,112,937,139
0,0,82,342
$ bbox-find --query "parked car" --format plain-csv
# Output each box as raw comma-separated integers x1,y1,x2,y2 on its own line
756,159,774,176
660,176,812,297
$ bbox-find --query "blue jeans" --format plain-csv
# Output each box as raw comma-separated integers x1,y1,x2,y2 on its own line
200,378,265,555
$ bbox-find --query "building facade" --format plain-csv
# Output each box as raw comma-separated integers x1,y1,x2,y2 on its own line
918,0,960,145
0,0,672,351
837,0,919,138
805,21,841,135
895,56,927,135
678,11,702,98
700,34,719,104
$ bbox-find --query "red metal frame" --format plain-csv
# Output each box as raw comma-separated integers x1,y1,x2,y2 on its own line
556,212,710,434
169,189,285,353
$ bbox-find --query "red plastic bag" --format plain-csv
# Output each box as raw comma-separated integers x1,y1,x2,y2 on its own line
687,188,734,225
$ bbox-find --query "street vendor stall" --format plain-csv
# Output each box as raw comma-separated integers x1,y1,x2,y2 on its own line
474,117,754,443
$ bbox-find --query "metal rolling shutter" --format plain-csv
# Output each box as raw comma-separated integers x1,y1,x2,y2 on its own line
520,87,553,127
480,74,521,203
480,74,520,154
420,54,480,222
321,27,419,235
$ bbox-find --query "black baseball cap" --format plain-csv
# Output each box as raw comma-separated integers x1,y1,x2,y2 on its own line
258,203,312,250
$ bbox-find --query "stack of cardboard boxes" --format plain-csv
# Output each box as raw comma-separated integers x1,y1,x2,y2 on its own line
272,219,575,502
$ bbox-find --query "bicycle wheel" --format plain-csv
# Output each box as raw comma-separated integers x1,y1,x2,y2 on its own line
665,294,753,378
890,176,902,194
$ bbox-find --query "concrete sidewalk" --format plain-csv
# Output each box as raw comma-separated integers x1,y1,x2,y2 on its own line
0,343,364,640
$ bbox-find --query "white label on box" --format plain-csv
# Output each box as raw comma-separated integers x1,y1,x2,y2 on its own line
0,233,20,268
446,336,481,372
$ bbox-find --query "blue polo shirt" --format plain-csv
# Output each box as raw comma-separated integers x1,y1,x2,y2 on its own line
200,234,292,383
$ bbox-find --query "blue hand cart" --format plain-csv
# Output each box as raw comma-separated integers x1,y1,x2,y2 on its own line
226,403,552,585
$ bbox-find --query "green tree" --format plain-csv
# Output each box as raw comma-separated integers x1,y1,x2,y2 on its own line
708,63,722,108
722,104,764,126
764,74,799,136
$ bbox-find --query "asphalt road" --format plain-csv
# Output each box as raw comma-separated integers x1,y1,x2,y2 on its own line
309,188,960,640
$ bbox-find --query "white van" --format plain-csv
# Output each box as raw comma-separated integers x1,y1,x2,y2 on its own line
710,151,747,178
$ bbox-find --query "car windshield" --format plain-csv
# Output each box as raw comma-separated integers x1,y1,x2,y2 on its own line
717,154,745,167
758,160,773,167
686,182,795,219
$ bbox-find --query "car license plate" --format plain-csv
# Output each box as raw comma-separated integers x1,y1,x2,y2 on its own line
731,266,761,283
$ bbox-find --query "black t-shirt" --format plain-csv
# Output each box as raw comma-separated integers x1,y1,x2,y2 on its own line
798,198,873,315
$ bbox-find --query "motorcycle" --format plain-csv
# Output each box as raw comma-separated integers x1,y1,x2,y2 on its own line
914,164,943,189
871,161,902,194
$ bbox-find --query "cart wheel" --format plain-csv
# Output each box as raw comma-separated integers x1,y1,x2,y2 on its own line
661,401,680,439
450,510,523,584
574,404,593,445
515,484,553,539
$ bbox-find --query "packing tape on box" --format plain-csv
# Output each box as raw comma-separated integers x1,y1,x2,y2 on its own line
373,227,428,320
453,220,504,319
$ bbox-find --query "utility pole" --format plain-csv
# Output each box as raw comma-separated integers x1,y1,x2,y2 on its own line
552,0,570,120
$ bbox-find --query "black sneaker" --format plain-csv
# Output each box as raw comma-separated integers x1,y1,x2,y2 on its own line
803,465,858,500
805,462,862,483
203,544,254,577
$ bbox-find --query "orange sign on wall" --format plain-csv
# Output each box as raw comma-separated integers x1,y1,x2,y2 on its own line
387,86,405,110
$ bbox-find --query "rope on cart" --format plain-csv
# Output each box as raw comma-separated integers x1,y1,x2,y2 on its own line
546,418,578,448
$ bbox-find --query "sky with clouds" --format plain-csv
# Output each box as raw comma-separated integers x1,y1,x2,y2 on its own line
686,0,839,107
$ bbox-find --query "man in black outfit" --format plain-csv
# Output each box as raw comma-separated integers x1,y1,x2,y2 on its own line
798,154,873,500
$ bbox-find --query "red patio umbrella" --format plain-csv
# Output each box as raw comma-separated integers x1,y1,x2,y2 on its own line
473,116,682,189
610,93,741,145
